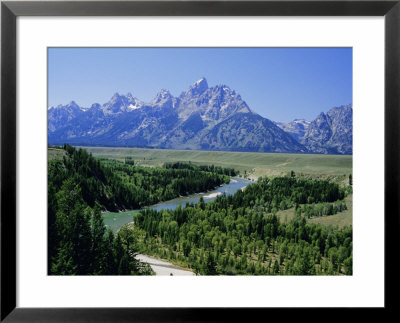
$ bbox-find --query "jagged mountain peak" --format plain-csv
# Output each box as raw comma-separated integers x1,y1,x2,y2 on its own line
107,92,134,102
153,89,172,100
110,92,121,100
302,105,352,154
209,84,241,99
214,83,230,90
102,92,142,114
150,89,174,109
327,104,352,118
195,77,208,86
50,100,81,111
69,100,79,107
126,92,134,100
275,105,352,154
187,77,208,96
176,78,251,121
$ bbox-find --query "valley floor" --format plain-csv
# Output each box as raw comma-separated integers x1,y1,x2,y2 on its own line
80,146,352,179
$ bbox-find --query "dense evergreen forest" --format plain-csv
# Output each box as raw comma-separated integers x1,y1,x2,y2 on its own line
133,177,352,275
48,145,231,275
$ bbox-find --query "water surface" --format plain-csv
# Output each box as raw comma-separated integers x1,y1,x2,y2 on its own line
103,177,251,232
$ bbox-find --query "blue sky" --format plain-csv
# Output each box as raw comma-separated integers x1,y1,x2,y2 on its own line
48,48,352,123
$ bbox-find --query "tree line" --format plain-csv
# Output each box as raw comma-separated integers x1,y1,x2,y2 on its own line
164,161,238,177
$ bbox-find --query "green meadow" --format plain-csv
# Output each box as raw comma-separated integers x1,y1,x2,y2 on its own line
48,147,66,160
79,146,352,178
275,194,353,229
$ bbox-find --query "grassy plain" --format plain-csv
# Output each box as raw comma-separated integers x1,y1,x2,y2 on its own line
308,194,353,228
48,147,66,160
80,146,352,179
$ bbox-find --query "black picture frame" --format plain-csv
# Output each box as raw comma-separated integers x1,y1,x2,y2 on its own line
1,0,399,321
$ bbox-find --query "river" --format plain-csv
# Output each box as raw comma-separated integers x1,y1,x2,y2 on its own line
102,177,252,275
102,177,251,232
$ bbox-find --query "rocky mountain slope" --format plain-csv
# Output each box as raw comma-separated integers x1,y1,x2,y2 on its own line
48,78,352,154
276,105,352,154
274,119,311,142
302,105,353,154
49,78,307,153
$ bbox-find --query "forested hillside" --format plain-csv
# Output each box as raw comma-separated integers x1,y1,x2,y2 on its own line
49,145,230,212
48,145,232,275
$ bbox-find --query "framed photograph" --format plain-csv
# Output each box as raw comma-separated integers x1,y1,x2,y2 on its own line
1,0,399,321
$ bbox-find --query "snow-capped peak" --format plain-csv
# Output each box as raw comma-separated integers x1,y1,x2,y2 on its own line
158,89,171,97
127,104,142,111
187,77,208,96
195,77,207,85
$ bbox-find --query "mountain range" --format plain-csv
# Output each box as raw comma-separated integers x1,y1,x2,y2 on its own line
48,78,352,155
275,104,353,154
